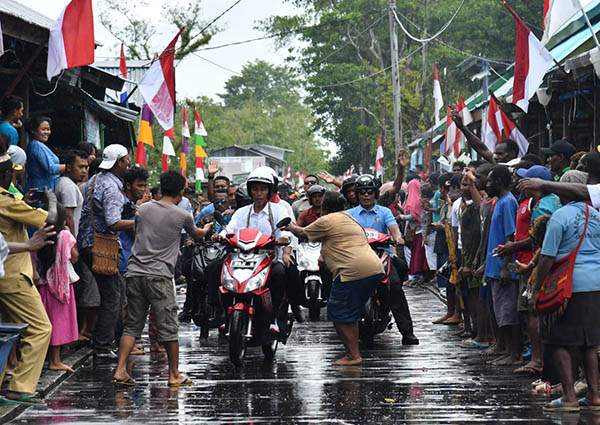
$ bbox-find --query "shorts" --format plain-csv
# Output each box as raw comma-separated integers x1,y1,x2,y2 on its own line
543,291,600,347
123,275,179,342
517,272,531,313
489,278,519,327
73,258,100,308
327,274,383,323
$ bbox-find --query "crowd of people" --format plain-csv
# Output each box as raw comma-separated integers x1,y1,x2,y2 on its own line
2,92,600,413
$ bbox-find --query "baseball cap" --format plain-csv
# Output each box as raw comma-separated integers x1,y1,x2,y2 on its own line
516,165,552,181
99,144,128,170
7,145,26,171
541,140,576,157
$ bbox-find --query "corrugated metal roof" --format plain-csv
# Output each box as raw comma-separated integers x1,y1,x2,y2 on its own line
0,0,54,30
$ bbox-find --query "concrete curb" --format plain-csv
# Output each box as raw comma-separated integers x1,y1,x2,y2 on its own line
0,346,93,423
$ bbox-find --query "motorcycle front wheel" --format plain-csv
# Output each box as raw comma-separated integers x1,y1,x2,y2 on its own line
359,298,376,348
262,339,278,361
307,279,321,321
229,310,248,367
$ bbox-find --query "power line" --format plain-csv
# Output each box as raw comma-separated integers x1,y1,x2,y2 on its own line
391,0,466,44
192,53,241,75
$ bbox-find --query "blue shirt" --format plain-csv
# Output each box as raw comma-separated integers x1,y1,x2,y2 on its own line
0,121,18,146
531,194,561,227
541,202,600,293
347,204,397,254
25,140,61,191
195,203,215,224
118,196,135,273
77,171,125,250
485,192,518,280
432,190,441,223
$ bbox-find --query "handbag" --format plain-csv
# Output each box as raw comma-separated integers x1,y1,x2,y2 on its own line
89,175,120,275
535,204,589,317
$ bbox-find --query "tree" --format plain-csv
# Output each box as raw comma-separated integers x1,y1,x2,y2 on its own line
99,0,213,61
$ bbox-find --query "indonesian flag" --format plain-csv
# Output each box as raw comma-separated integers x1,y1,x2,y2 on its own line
375,135,384,179
443,106,457,158
47,0,95,80
542,0,593,47
283,164,291,183
162,134,176,172
138,29,183,138
484,96,529,157
296,170,304,189
119,43,128,106
433,64,444,124
454,94,472,156
504,1,554,113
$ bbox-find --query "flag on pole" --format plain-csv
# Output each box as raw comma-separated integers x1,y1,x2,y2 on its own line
503,1,554,113
0,18,6,58
47,0,95,80
135,142,146,167
138,104,154,146
484,95,529,157
138,29,183,138
162,134,176,172
194,110,208,192
541,0,594,47
454,94,472,155
119,43,128,107
443,106,457,157
374,135,384,179
283,164,291,183
433,64,444,124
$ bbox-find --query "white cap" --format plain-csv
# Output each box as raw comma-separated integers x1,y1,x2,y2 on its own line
7,145,26,169
99,144,128,170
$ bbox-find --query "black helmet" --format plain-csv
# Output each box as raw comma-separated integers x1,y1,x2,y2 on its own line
307,184,325,205
235,183,251,207
340,174,358,195
354,174,381,199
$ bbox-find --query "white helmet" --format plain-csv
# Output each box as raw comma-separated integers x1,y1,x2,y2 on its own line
247,166,277,197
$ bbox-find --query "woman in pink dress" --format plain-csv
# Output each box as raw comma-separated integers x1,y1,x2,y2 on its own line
39,227,79,373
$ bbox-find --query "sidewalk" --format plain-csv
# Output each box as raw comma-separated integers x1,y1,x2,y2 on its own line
0,344,93,423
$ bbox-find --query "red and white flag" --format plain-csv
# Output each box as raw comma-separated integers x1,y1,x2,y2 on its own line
162,134,176,172
542,0,593,47
138,29,183,138
374,135,384,179
283,164,291,183
454,94,472,155
433,64,444,124
47,0,94,80
443,106,457,158
484,96,529,157
504,1,554,113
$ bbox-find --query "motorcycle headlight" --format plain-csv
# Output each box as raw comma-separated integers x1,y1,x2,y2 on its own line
244,267,270,293
222,268,236,291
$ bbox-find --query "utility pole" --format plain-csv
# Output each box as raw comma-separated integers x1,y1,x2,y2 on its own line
389,0,402,157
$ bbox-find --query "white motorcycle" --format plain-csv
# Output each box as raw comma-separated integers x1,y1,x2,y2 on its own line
296,241,326,321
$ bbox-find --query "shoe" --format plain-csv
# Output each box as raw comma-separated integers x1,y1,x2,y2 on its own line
291,305,304,323
178,311,192,323
402,335,419,345
269,322,280,334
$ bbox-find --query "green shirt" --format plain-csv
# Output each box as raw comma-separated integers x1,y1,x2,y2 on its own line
8,182,23,200
553,167,570,181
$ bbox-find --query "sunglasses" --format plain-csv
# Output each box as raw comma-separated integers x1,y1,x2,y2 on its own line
305,180,318,186
213,199,228,205
358,188,375,195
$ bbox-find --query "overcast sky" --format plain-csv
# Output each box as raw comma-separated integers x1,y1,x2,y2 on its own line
15,0,300,101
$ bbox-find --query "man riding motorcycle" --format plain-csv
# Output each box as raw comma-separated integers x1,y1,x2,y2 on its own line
297,184,325,226
340,175,359,208
215,167,295,333
347,174,419,345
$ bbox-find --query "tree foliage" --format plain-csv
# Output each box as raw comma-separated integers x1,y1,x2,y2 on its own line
261,0,542,178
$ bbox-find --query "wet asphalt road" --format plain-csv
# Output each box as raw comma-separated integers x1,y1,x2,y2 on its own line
11,287,585,424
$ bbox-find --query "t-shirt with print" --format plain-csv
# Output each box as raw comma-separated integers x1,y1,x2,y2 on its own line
541,202,600,292
484,192,518,280
127,201,197,279
56,176,84,237
530,193,561,228
303,211,384,282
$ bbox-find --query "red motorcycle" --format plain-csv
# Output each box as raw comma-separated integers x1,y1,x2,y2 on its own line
359,228,394,347
219,217,293,366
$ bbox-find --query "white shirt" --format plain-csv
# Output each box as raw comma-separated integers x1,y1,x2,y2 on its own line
588,184,600,209
225,202,292,260
451,197,473,250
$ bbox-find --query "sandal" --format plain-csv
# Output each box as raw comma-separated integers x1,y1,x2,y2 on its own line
169,376,193,387
578,398,600,411
543,398,580,412
460,339,489,349
114,377,136,387
514,365,542,375
0,395,47,408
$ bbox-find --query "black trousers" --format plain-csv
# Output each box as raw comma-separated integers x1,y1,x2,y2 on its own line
388,256,415,336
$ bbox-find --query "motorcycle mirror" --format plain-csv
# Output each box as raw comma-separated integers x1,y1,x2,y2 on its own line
214,211,226,226
276,217,292,228
225,233,235,239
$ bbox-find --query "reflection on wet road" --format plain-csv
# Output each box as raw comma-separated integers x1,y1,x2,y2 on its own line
14,289,577,423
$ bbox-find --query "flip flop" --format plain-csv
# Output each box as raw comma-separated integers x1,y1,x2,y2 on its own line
0,396,47,408
543,398,580,412
579,398,600,411
460,339,489,349
113,377,136,387
169,376,193,387
514,365,542,375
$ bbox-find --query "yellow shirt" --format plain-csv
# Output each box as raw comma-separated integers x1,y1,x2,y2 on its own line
0,187,47,293
304,211,384,282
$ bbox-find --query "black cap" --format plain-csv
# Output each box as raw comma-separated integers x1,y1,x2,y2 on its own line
541,140,576,157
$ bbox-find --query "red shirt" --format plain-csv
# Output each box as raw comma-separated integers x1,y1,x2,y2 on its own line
514,198,534,264
297,207,321,227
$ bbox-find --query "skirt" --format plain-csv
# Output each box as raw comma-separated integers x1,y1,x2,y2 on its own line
327,274,383,323
409,233,429,275
543,291,600,347
39,284,79,346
